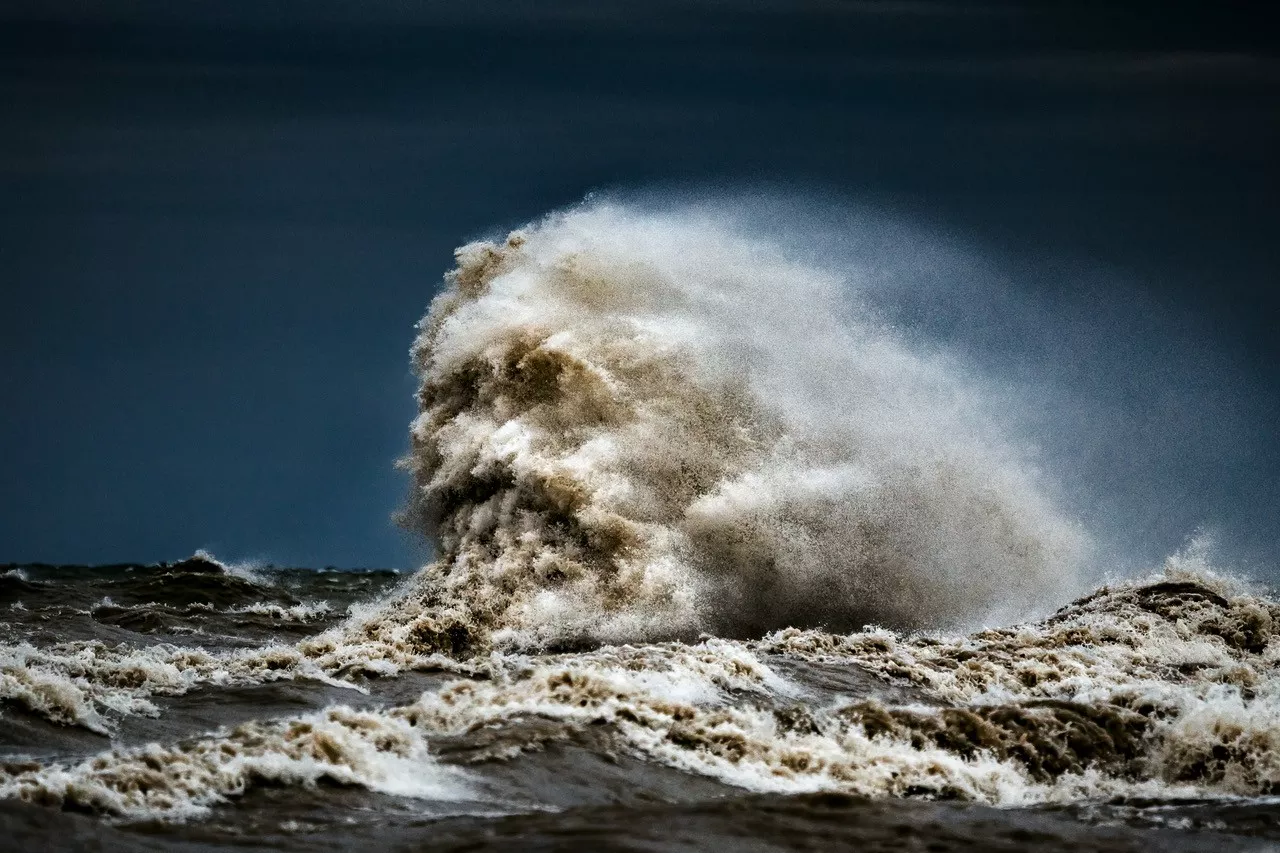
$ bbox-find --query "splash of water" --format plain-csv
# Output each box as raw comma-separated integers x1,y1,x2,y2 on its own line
351,203,1088,655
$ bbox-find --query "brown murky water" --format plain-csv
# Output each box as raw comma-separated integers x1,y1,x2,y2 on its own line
4,558,1280,852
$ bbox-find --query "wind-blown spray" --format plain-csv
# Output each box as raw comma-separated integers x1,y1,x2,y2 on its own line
358,203,1088,654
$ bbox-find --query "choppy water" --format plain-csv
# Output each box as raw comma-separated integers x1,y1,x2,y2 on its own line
5,203,1280,850
4,555,1280,851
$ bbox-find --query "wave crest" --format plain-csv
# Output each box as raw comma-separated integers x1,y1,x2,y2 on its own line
369,204,1088,653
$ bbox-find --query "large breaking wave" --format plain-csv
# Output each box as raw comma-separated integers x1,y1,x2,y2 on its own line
353,203,1089,654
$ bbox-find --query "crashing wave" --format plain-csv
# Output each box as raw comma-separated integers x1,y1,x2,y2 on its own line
341,204,1088,656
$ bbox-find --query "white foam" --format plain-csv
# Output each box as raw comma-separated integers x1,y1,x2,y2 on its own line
0,638,366,732
0,705,478,820
227,601,334,621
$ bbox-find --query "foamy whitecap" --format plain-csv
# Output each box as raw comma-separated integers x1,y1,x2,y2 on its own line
0,705,477,820
226,601,334,621
0,640,362,734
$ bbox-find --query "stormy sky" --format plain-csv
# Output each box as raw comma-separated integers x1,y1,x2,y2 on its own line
1,1,1277,574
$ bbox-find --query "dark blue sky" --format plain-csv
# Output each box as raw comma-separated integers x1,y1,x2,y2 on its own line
2,2,1277,573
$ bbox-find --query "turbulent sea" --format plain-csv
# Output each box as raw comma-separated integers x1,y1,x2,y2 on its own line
5,204,1280,851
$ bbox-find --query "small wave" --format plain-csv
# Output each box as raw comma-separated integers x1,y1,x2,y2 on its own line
0,569,39,608
191,549,274,586
225,601,334,621
107,554,284,611
85,597,333,625
0,705,477,820
0,640,356,734
0,643,209,733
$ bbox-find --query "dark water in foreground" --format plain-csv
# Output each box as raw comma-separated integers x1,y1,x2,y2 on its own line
3,558,1280,851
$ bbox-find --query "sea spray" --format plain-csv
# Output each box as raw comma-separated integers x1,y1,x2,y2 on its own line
356,203,1088,654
